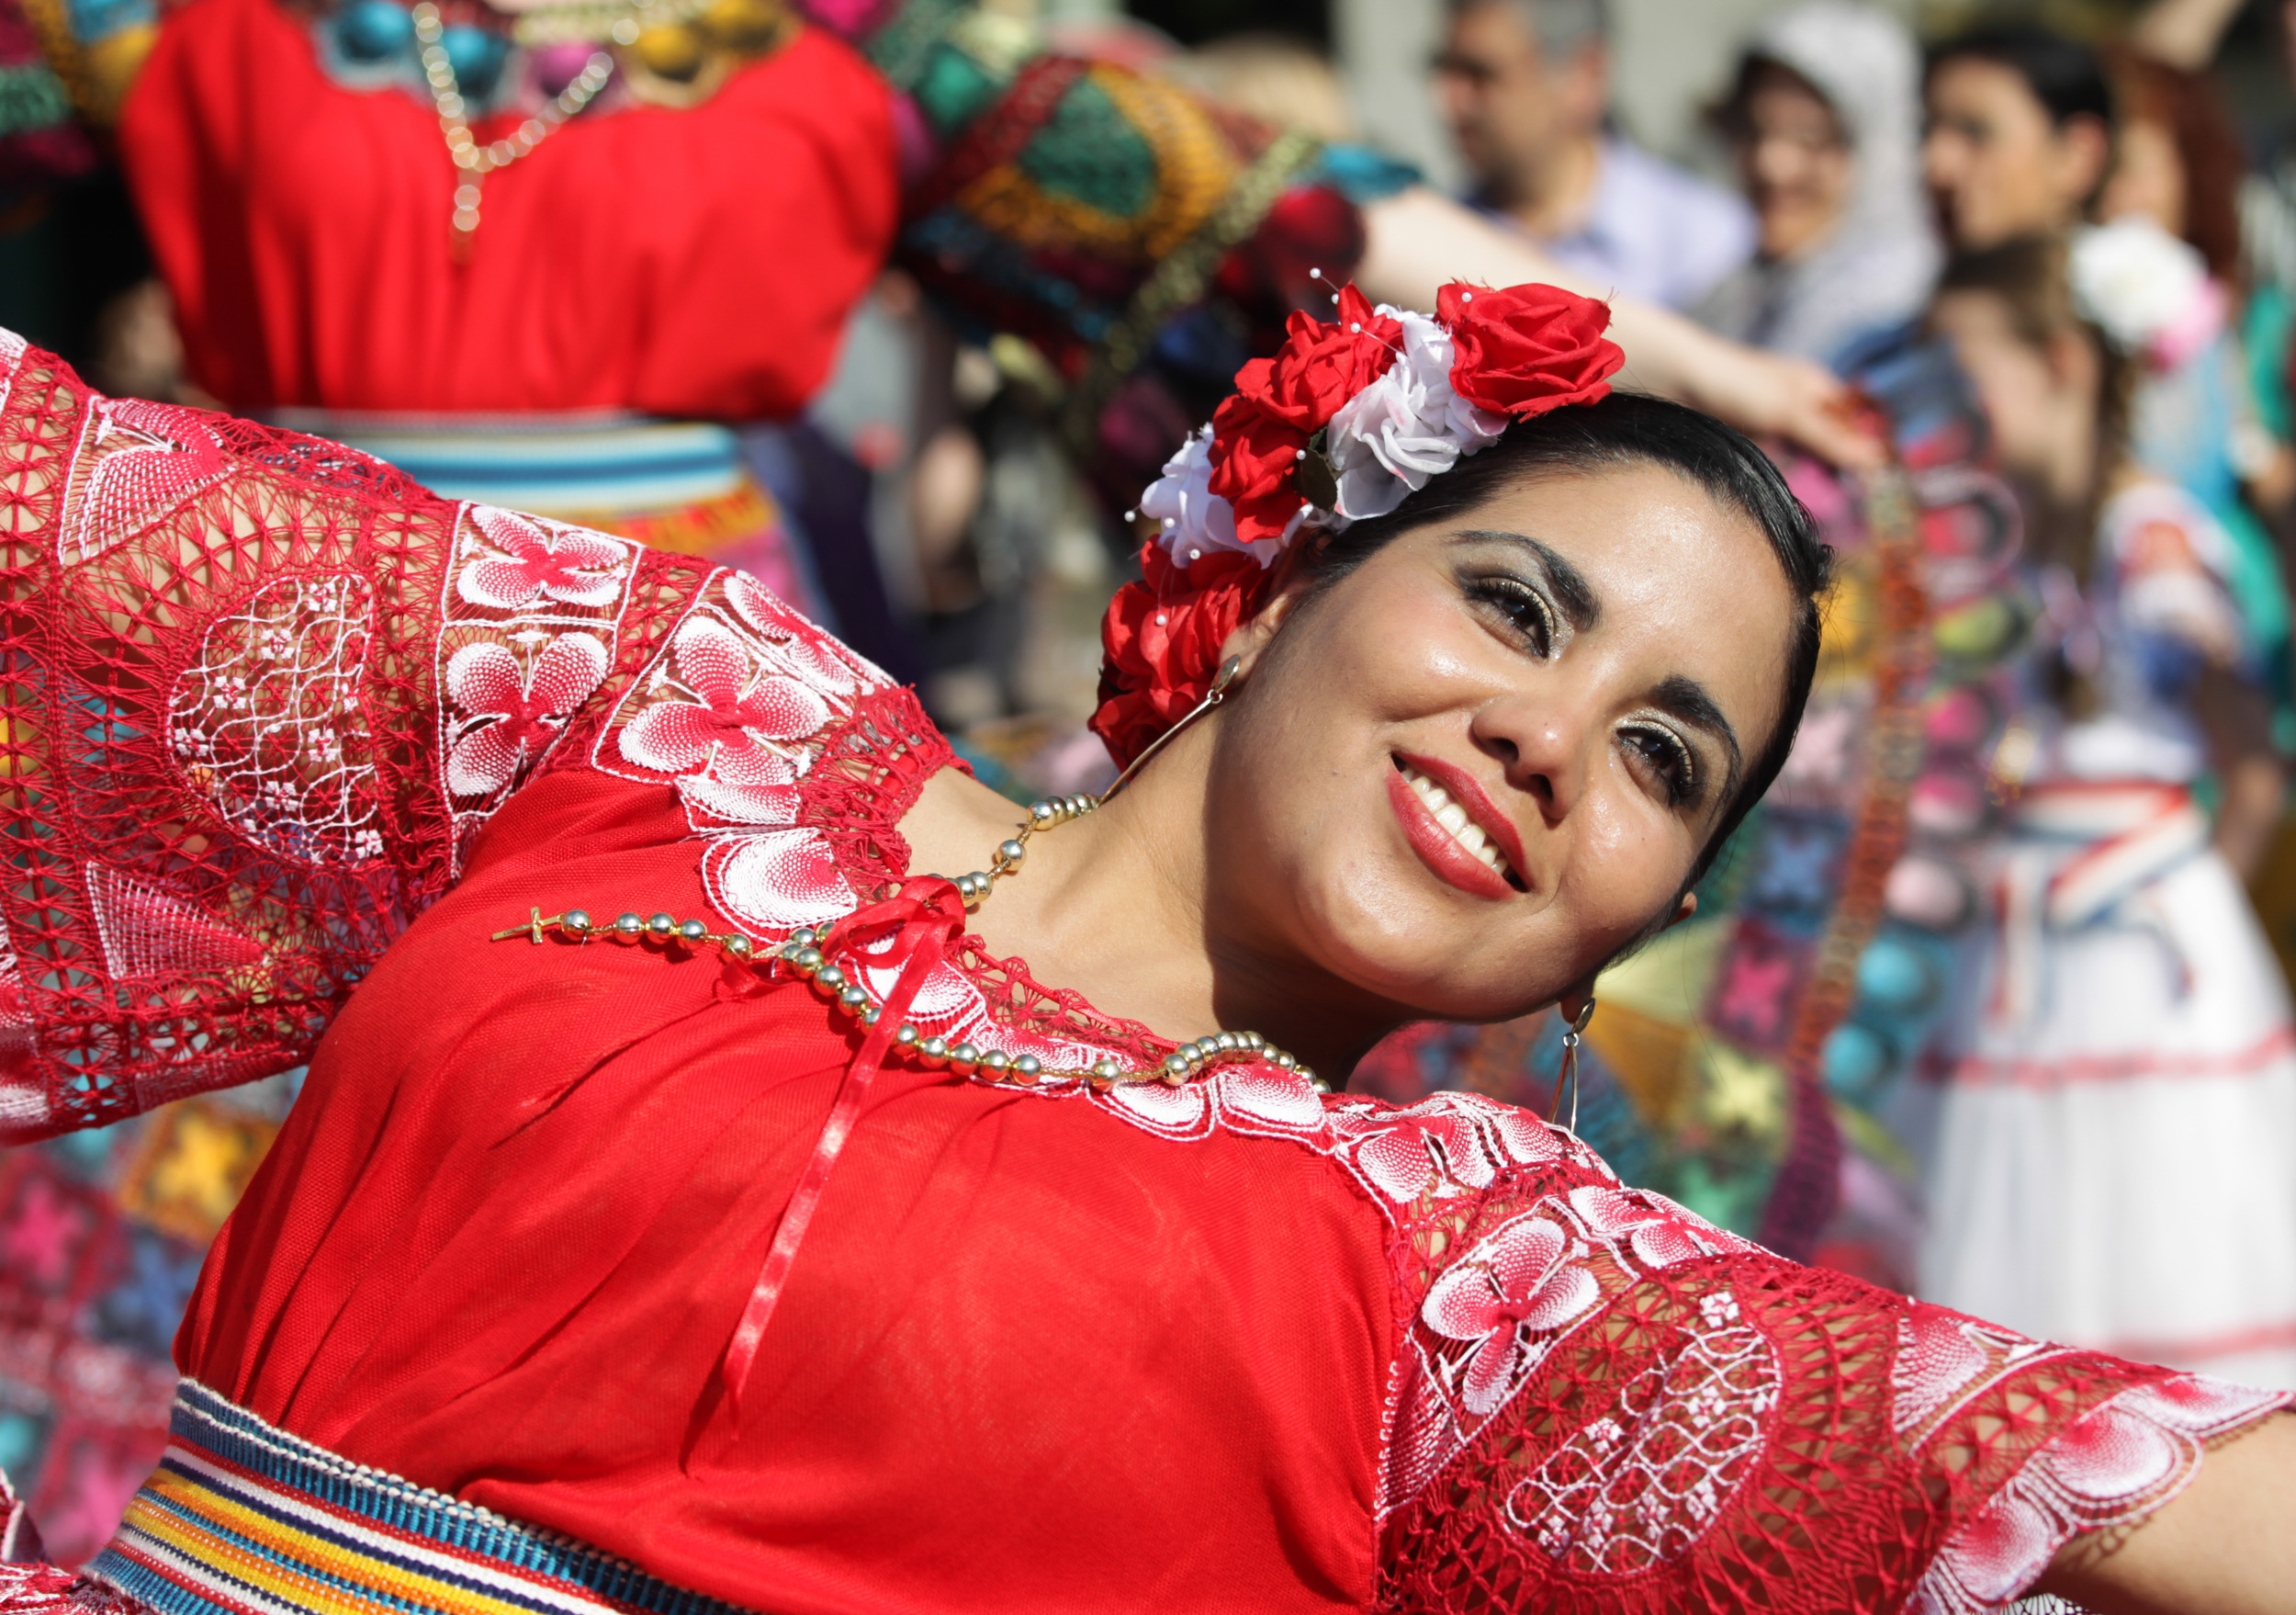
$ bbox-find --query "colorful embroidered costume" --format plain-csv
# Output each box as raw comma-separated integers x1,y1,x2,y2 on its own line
0,335,2286,1612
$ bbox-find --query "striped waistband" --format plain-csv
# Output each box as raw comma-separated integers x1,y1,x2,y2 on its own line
269,415,747,516
91,1381,752,1615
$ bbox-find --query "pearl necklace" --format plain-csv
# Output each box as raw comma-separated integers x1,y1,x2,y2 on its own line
923,793,1321,1090
411,2,613,260
489,791,1324,1093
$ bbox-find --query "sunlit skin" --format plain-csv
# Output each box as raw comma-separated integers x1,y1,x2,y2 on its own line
1433,0,1609,240
1922,57,2110,250
900,463,1796,1079
2099,117,2189,241
1736,62,1853,262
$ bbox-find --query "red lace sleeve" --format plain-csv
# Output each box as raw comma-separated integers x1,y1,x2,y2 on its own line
1372,1158,2292,1612
0,336,701,1141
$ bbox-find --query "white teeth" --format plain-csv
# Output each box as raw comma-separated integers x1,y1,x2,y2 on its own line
1401,764,1516,884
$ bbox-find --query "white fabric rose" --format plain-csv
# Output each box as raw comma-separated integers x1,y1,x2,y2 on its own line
1323,310,1508,522
2069,219,2218,365
1137,426,1293,569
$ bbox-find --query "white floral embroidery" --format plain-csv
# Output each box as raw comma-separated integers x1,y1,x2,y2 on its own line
62,398,231,567
597,573,894,938
1423,1213,1603,1415
1508,1284,1780,1572
1911,1375,2292,1615
456,505,630,611
1567,1183,1756,1271
436,503,638,868
443,633,608,797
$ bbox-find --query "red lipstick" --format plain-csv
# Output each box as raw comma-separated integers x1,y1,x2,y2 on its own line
1387,764,1517,901
1393,751,1528,886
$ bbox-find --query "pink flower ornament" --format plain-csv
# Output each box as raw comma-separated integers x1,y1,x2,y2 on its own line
445,632,608,796
1423,1214,1602,1415
457,508,629,612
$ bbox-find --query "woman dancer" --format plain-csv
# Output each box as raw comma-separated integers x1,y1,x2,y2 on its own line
0,283,2287,1611
1919,235,2296,1388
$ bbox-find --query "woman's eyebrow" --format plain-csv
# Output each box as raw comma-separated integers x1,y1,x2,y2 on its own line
1649,673,1744,804
1451,530,1601,630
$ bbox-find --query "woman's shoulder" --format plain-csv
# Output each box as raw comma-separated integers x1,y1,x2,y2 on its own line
539,560,952,934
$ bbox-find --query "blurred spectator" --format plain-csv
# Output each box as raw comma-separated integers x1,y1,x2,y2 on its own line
1433,0,1753,309
1922,24,2113,252
1695,2,1939,367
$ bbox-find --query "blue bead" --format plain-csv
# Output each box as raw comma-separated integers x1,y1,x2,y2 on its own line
1822,1022,1895,1101
441,25,509,99
1856,934,1936,1016
334,0,413,62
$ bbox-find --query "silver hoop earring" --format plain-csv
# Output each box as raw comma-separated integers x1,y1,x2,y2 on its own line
1549,998,1596,1133
1097,656,1242,807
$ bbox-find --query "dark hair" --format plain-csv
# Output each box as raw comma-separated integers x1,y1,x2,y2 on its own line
1297,390,1831,887
1929,234,2131,578
2106,46,2245,285
1925,23,2114,131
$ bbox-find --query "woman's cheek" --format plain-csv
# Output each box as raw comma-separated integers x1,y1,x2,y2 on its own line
1568,781,1693,934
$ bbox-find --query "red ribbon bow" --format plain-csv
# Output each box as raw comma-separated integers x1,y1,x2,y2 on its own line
719,875,972,1408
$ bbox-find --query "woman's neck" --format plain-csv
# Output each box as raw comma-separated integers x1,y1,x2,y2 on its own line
898,726,1404,1075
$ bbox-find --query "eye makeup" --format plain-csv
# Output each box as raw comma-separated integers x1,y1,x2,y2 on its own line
1616,715,1702,809
1462,571,1559,658
1447,532,1745,820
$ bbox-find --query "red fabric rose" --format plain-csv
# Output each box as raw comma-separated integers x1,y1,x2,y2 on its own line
1244,286,1404,431
1090,543,1270,769
1205,391,1311,548
1204,285,1404,547
1437,281,1625,417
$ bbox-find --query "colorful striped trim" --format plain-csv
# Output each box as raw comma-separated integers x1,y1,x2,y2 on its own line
90,1381,755,1615
285,420,745,516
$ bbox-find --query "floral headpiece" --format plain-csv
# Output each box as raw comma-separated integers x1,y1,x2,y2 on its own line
1091,280,1626,767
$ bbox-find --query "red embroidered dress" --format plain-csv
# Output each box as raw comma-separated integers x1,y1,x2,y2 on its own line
0,341,2286,1614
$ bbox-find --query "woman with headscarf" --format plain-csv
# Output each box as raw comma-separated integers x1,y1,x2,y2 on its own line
1696,1,1941,369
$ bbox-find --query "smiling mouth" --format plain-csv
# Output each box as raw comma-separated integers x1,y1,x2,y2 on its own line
1393,759,1526,893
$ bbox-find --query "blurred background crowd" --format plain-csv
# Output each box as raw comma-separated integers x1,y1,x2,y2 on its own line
3,0,2296,1568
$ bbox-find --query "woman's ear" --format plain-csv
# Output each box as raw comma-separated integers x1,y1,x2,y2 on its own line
1217,564,1319,679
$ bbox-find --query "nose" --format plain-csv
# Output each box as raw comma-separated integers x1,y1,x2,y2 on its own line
1469,688,1596,827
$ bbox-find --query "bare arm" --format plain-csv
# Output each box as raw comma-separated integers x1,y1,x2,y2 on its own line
2036,1413,2296,1613
1357,186,1885,469
2189,663,2287,879
2130,0,2247,70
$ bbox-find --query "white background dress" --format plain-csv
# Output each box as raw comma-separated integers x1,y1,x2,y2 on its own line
1912,480,2296,1387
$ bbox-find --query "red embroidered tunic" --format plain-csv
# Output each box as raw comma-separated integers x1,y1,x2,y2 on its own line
115,0,900,418
0,341,2286,1613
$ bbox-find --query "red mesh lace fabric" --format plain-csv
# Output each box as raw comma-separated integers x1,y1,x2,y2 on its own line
0,340,2288,1612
